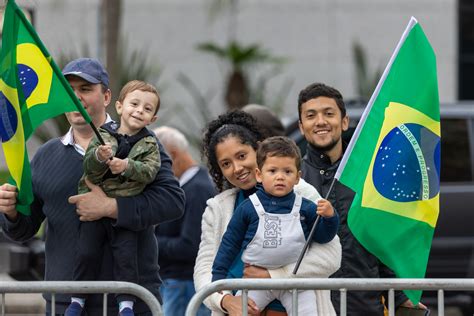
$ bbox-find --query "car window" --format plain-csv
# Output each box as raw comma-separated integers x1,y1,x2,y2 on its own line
440,118,472,182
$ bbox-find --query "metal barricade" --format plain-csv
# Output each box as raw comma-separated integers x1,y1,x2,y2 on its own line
0,281,162,316
185,278,474,316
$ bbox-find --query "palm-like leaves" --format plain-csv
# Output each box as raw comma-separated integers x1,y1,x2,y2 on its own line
197,41,285,109
353,41,382,100
197,41,282,70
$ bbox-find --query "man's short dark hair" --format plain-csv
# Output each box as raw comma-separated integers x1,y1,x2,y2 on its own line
257,136,301,171
298,83,346,120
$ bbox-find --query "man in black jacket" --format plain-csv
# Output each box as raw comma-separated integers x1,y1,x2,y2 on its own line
154,126,217,316
297,82,422,315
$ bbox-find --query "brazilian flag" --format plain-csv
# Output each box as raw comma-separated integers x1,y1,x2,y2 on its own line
0,0,91,214
335,17,440,303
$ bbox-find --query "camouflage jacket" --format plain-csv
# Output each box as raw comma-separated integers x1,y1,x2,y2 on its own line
78,125,161,197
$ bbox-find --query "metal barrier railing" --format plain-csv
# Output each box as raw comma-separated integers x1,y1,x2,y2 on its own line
185,278,474,316
0,281,162,316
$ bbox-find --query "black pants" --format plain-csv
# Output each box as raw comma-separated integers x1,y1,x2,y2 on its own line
73,218,138,303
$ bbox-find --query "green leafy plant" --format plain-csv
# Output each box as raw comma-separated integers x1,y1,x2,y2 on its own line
116,41,160,92
197,41,286,110
353,41,382,100
111,36,162,119
165,72,218,151
249,66,294,116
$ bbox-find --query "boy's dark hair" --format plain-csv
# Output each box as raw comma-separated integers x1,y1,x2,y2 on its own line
257,136,301,171
297,82,346,120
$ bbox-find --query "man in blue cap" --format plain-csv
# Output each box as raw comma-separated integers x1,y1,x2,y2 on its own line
0,58,185,316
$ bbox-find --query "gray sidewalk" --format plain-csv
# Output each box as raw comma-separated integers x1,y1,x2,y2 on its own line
0,273,45,316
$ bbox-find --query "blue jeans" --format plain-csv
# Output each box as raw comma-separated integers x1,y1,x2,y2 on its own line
161,279,210,316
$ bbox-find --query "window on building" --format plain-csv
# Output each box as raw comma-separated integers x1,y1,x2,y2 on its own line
459,0,474,99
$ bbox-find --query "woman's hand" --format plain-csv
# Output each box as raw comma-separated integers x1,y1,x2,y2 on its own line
221,294,260,315
243,264,271,278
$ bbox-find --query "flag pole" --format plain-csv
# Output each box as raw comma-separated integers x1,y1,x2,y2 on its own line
11,1,107,145
292,177,337,274
293,17,420,276
335,17,418,180
89,122,107,145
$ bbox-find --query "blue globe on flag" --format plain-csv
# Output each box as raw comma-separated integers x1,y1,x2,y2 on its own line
372,123,440,202
18,63,39,99
0,92,18,142
0,63,39,143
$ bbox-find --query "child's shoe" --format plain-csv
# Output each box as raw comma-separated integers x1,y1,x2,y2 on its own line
118,307,134,316
64,302,83,316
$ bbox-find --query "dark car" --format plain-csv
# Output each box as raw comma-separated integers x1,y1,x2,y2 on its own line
285,101,474,315
0,229,45,281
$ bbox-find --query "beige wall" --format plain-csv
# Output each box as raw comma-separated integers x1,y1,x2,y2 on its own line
22,0,456,111
1,0,457,167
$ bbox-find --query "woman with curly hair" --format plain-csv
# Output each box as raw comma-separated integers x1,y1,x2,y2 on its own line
194,110,341,316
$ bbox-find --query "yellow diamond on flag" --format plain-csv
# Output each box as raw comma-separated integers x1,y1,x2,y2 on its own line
361,102,440,227
16,43,53,109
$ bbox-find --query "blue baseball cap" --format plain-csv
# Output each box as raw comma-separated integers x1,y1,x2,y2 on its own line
62,58,109,88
